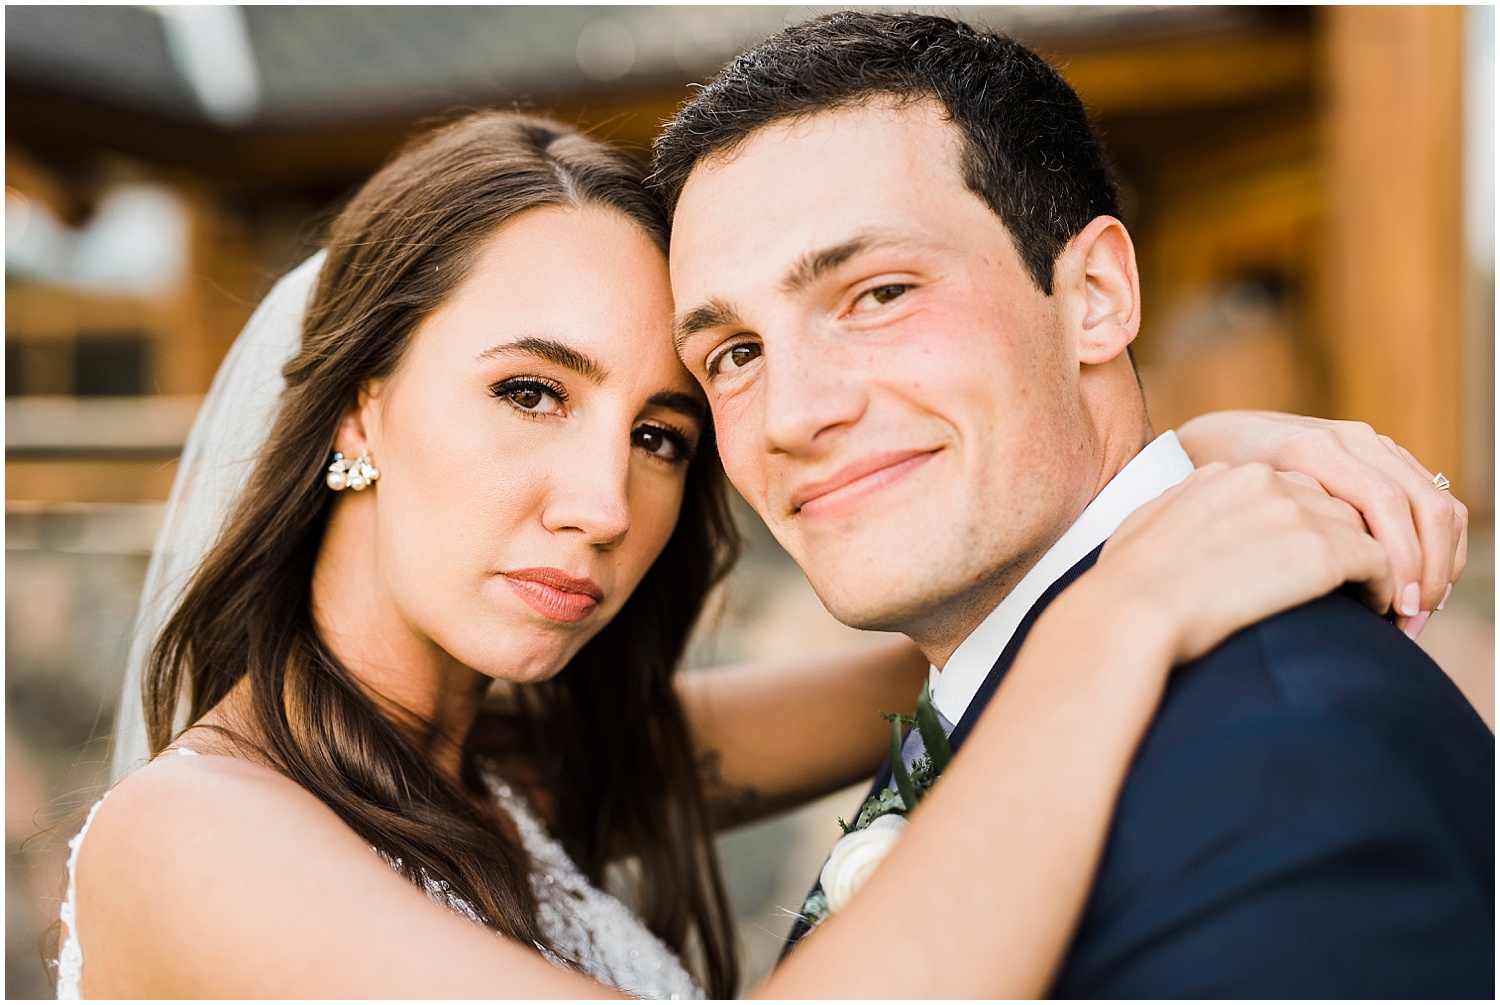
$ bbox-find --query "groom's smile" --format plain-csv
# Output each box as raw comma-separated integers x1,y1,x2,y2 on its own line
788,447,940,521
669,97,1108,656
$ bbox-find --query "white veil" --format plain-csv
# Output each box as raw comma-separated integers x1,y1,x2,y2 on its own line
110,252,325,781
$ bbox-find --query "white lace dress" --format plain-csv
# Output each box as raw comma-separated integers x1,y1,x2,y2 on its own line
55,749,703,1000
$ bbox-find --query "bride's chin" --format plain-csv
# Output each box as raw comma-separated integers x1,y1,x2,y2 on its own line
459,633,587,686
477,659,569,686
439,601,593,682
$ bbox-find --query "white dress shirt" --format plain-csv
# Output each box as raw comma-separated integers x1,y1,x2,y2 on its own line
929,431,1196,727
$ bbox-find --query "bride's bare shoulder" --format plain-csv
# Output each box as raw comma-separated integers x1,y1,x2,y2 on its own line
73,745,606,998
73,749,376,995
79,744,392,931
86,693,342,853
89,746,341,852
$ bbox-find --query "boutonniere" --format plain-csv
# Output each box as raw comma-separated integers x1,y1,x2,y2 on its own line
797,685,954,931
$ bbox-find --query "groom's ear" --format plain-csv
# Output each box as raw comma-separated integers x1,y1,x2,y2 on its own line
1054,216,1140,366
332,379,387,457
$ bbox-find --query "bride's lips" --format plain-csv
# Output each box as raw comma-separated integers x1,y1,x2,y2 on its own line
500,568,604,623
789,448,939,520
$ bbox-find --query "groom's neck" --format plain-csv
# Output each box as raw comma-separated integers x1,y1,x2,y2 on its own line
909,410,1154,670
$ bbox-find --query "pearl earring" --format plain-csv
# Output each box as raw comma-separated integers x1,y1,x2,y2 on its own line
326,449,379,491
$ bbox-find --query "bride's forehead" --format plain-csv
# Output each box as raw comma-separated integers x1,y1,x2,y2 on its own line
395,278,692,399
470,203,669,276
408,226,676,358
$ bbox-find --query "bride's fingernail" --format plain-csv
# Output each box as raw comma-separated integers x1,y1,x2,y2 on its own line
1402,609,1432,640
1438,584,1453,611
1399,583,1421,618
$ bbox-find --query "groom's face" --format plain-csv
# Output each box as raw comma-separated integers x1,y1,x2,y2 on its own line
670,99,1099,645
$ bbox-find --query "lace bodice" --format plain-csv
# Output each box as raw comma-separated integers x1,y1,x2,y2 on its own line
55,750,702,1000
403,774,703,1000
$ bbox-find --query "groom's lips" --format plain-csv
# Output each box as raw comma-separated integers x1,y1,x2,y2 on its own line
790,448,939,520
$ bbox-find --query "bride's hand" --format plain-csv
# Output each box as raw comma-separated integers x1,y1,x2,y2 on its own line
1175,410,1467,634
1091,462,1395,666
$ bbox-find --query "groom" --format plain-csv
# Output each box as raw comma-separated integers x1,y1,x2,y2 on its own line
652,12,1494,997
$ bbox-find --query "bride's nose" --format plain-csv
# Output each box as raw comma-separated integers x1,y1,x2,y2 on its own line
539,427,632,548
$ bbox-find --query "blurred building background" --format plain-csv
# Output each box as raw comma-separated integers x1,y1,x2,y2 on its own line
5,5,1493,997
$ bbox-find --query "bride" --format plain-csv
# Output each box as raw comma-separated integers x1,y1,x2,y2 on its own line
59,111,1463,998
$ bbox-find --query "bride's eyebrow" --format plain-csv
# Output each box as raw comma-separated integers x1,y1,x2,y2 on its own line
647,390,707,425
478,337,607,382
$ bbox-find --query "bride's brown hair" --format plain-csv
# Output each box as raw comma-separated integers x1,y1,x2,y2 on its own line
144,111,741,996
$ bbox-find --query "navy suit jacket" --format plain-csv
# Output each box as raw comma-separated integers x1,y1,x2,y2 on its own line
788,546,1495,997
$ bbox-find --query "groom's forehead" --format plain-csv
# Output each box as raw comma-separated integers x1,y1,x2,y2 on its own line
710,96,960,170
667,100,972,256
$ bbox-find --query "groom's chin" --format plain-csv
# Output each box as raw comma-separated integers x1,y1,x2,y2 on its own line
803,564,951,637
798,532,1029,647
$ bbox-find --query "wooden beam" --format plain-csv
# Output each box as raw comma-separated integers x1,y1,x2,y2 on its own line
5,458,179,503
5,77,693,194
4,148,89,225
5,89,416,192
5,285,179,341
1324,6,1466,493
6,396,200,453
1056,33,1313,116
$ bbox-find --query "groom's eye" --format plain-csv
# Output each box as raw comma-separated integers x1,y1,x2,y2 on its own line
712,342,762,375
863,283,910,306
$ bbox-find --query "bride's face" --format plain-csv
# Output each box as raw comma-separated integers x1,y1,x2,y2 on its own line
341,204,702,683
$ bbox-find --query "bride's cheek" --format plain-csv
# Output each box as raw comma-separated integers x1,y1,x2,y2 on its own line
636,479,688,558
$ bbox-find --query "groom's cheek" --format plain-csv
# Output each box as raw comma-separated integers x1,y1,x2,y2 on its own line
710,398,768,506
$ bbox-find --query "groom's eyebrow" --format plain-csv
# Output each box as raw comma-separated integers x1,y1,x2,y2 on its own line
478,337,607,382
780,231,909,295
673,297,742,357
673,231,919,358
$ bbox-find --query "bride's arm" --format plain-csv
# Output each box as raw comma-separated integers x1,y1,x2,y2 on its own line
763,462,1395,998
677,638,928,828
1176,410,1467,632
678,411,1461,830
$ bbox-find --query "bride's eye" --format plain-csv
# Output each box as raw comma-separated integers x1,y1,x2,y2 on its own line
490,378,567,415
632,424,696,464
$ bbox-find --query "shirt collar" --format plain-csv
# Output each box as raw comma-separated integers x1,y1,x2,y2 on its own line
928,430,1196,726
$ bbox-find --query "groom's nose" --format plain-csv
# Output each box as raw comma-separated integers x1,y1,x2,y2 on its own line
758,331,869,457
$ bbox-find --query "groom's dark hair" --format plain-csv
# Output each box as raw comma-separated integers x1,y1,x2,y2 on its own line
651,10,1120,295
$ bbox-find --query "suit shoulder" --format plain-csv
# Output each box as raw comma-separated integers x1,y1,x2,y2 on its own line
1129,590,1494,901
1250,591,1465,693
1149,588,1493,805
1067,648,1494,997
1063,705,1495,997
1162,590,1489,745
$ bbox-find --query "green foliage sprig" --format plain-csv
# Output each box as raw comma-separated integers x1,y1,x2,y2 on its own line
800,685,954,928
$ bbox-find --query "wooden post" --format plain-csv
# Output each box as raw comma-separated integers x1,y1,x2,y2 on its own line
1325,6,1466,493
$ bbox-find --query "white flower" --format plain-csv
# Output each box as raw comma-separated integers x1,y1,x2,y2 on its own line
819,813,908,913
